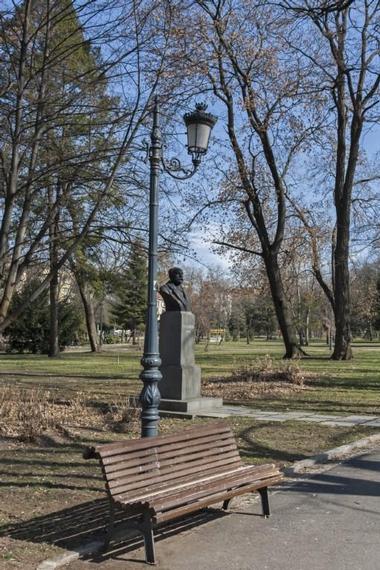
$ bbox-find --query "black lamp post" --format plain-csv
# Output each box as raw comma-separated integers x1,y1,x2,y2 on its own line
139,97,217,438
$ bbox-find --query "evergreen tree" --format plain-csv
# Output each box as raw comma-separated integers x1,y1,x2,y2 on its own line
112,241,147,344
5,278,83,354
0,0,156,336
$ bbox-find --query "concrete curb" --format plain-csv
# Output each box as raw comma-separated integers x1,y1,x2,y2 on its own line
284,432,380,476
36,432,380,569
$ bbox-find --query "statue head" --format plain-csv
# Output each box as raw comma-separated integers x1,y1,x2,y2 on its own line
168,267,184,286
160,266,189,311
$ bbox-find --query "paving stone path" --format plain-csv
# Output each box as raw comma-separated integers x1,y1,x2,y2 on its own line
199,405,380,427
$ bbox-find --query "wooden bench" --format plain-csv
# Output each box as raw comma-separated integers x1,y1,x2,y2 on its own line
84,422,283,565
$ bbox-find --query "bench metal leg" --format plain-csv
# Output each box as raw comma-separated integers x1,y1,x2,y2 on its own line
104,502,115,549
222,499,232,510
141,512,156,565
258,487,270,518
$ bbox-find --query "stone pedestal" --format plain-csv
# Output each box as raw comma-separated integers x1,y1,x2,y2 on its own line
158,311,222,414
159,311,201,400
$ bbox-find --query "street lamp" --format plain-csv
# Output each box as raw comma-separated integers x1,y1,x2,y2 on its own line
139,97,217,437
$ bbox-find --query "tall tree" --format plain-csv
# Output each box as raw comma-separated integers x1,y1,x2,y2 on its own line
282,0,380,358
112,240,147,345
0,0,176,332
70,247,102,353
174,0,321,356
48,185,60,357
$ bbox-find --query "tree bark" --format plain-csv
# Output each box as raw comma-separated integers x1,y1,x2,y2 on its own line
48,186,60,358
74,269,100,353
49,273,59,357
305,307,310,346
332,207,353,359
263,252,302,358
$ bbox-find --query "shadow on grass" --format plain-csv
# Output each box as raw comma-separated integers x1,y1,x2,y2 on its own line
0,499,227,563
309,377,380,390
237,423,307,463
0,439,113,493
236,422,377,465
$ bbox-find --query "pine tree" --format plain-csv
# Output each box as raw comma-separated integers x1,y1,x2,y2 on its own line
112,241,147,344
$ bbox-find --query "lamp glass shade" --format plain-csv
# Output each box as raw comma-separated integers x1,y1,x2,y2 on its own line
183,103,217,157
186,122,212,154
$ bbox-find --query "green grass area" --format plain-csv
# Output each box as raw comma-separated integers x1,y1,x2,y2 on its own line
0,345,142,377
198,340,380,414
1,339,379,415
0,340,378,570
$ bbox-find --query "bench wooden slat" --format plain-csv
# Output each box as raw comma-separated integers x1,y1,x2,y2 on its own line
115,465,249,504
101,431,235,468
98,422,230,458
152,473,281,513
102,435,236,474
104,441,237,482
148,464,280,511
110,454,242,497
154,475,284,524
101,446,158,469
108,450,240,495
106,445,239,489
120,464,280,508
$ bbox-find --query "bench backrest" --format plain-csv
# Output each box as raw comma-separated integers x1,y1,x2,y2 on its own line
93,422,242,503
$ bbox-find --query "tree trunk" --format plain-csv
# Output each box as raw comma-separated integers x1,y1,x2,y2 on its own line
48,187,59,358
98,301,104,349
305,307,310,346
332,208,352,360
264,253,302,358
74,271,100,353
49,272,59,357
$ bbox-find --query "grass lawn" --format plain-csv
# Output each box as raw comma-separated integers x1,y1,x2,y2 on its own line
0,339,379,567
0,416,377,568
1,339,379,414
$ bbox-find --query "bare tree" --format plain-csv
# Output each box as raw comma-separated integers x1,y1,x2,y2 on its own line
281,0,380,359
173,0,325,357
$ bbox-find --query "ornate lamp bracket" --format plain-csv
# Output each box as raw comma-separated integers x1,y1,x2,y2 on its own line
161,155,200,180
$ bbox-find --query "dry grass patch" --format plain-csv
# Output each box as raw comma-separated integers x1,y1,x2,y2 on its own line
202,356,315,401
0,384,141,442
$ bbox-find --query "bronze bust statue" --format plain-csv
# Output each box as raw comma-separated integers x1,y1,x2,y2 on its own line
159,267,190,312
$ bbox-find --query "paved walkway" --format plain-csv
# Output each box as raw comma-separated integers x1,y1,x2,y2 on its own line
64,447,380,570
198,405,380,427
